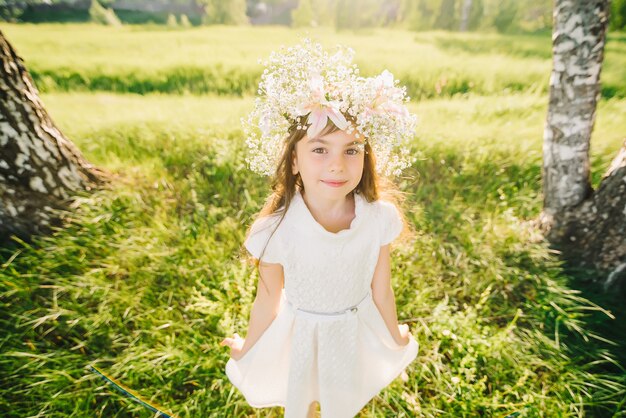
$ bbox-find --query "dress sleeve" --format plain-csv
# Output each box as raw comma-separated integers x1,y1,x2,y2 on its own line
244,215,282,264
379,201,404,246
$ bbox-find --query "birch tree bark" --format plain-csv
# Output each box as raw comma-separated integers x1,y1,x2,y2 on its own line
540,0,626,290
0,29,112,244
459,0,473,31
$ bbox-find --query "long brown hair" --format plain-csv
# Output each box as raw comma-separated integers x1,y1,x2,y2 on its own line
243,117,415,293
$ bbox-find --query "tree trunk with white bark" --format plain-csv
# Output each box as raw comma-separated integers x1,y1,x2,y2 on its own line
0,29,112,244
540,0,626,290
459,0,473,31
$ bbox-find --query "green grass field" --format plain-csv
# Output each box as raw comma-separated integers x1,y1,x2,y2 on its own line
1,23,625,417
3,23,626,98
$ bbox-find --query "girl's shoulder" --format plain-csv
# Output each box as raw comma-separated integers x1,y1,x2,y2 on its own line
363,196,400,219
249,212,282,232
371,197,397,211
248,200,288,233
366,197,404,246
244,212,284,264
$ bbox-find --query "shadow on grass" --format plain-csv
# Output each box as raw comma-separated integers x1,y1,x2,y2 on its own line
410,142,626,415
563,263,626,366
1,132,624,416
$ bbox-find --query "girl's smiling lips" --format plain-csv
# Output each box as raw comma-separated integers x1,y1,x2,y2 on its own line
321,180,348,187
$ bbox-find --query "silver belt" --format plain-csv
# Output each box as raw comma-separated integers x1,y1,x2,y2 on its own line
287,290,370,317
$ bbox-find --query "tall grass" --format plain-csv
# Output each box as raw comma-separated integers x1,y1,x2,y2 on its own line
3,24,626,99
1,91,625,416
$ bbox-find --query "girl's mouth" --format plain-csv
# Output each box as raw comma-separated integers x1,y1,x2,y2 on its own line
322,180,348,187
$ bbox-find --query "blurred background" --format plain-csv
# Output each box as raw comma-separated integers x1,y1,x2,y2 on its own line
1,0,624,33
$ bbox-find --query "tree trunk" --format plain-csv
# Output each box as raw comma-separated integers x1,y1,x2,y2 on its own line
540,0,626,290
0,29,112,244
459,0,472,31
434,0,456,30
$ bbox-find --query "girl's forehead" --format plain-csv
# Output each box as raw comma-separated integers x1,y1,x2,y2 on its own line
306,129,363,145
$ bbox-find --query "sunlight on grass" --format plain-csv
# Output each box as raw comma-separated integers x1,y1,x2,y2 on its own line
42,91,626,181
1,24,625,417
4,24,625,98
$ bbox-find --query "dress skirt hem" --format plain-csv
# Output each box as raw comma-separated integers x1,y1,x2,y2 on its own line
225,289,419,417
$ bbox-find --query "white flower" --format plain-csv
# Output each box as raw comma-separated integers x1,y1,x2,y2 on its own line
241,38,419,177
295,74,349,138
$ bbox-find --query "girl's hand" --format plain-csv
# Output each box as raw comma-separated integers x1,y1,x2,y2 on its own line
395,323,411,347
220,333,246,360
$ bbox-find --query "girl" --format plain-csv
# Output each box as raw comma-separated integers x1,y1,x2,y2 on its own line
220,38,419,418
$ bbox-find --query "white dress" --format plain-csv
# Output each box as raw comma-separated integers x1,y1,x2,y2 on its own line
225,189,419,418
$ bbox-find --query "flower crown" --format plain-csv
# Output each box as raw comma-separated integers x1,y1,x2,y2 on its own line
241,38,418,177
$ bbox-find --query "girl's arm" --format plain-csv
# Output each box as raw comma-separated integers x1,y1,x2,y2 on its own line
221,261,284,359
370,244,410,346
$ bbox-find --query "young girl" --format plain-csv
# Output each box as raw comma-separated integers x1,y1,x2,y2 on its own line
220,38,419,418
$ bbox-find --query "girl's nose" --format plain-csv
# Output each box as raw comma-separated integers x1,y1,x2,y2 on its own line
328,153,345,172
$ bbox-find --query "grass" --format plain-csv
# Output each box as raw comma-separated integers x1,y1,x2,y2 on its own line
2,24,626,99
40,92,626,191
1,24,625,417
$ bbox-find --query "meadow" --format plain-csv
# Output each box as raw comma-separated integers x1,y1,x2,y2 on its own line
1,23,625,417
4,24,626,99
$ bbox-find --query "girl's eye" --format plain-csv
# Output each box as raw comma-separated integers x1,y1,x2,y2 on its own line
312,148,360,155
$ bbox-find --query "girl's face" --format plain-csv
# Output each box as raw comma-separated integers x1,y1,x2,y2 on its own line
291,128,365,201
